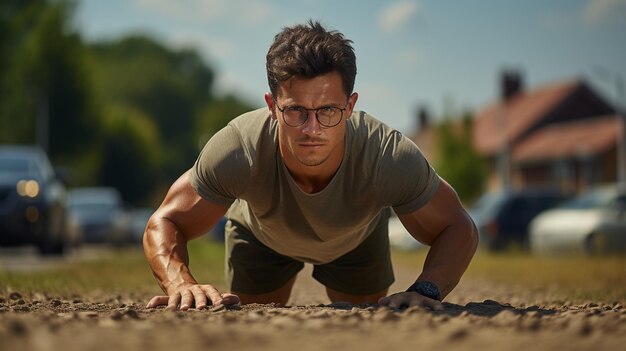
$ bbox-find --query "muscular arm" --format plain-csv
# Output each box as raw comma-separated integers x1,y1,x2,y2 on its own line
380,179,478,309
399,179,478,298
143,170,238,309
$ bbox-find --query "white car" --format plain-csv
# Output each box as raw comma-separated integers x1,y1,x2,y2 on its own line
388,215,423,250
529,184,625,255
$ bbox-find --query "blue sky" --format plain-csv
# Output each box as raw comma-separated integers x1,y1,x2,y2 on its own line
76,0,626,133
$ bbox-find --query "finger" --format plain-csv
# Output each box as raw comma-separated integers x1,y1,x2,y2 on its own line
146,296,169,308
388,297,405,309
421,298,444,311
167,292,181,311
379,294,405,309
191,286,209,310
200,285,224,306
378,296,391,305
179,290,194,311
220,293,240,305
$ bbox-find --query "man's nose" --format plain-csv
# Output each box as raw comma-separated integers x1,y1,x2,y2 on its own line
302,111,322,134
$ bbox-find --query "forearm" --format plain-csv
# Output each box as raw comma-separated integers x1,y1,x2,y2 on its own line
143,218,198,295
417,216,478,299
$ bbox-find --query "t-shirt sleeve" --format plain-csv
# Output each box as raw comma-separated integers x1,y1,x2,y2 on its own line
377,131,440,215
189,125,251,206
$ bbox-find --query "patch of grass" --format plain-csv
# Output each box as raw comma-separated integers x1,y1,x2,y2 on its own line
0,239,227,297
4,239,625,303
392,248,626,302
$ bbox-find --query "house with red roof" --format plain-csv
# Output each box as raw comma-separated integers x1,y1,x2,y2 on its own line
472,71,621,193
411,70,622,194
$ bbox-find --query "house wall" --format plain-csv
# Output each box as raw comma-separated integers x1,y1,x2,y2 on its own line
508,146,618,194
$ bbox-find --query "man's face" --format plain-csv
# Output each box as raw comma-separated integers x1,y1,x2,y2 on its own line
265,71,358,172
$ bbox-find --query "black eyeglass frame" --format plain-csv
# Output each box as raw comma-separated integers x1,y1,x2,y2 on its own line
274,100,349,128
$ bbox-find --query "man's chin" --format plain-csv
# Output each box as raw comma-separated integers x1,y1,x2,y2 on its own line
297,156,327,167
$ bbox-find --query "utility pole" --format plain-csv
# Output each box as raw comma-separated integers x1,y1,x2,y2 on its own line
498,104,511,190
616,76,625,187
592,67,625,187
35,89,49,153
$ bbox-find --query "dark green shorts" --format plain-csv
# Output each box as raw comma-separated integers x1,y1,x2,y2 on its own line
224,211,395,295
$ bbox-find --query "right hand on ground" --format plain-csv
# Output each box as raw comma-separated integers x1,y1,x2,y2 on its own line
146,284,240,311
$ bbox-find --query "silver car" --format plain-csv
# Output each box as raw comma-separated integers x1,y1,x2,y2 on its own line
529,184,626,255
67,187,132,245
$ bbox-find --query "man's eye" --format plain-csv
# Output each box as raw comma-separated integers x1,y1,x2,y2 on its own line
286,106,303,112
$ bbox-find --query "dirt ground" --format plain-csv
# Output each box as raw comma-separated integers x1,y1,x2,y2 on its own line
1,259,625,351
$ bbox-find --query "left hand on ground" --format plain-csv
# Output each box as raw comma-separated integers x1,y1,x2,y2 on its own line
378,291,444,311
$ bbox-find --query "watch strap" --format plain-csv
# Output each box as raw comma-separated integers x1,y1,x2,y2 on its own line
406,280,441,301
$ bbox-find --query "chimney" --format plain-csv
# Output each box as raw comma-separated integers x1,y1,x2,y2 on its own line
416,106,430,131
500,69,524,101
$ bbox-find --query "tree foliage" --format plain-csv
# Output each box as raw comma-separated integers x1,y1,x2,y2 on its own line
0,0,97,156
98,104,161,205
435,111,487,204
1,0,254,206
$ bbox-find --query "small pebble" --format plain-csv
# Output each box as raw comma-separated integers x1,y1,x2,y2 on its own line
12,305,31,312
123,308,140,319
210,305,226,312
9,292,22,300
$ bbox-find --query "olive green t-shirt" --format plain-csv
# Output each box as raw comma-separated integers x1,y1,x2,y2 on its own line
191,107,440,264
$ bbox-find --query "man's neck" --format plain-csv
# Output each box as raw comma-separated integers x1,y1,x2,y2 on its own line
287,168,336,194
281,149,344,194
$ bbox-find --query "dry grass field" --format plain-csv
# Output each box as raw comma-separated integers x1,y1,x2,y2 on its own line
1,240,625,351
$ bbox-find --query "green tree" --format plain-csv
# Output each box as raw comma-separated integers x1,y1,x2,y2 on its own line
195,94,255,148
0,0,97,158
98,104,161,205
87,36,216,178
86,34,254,204
435,110,487,204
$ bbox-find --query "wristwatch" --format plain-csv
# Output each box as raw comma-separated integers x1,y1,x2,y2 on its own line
406,280,441,301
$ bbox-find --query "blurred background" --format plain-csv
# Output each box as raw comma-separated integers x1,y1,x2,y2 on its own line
1,0,625,258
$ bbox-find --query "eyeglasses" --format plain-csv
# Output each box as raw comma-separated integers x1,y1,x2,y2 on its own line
274,101,348,128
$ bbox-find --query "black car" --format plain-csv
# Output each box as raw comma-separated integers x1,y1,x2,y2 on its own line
0,145,71,254
469,188,568,251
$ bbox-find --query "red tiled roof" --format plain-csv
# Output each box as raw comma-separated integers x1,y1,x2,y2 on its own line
473,80,580,156
512,116,621,164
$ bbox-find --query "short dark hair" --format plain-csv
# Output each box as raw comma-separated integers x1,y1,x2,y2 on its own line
266,20,357,98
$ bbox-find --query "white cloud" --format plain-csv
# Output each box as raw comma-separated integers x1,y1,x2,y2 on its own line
240,0,273,26
378,1,420,33
133,0,272,25
167,30,237,63
582,0,626,25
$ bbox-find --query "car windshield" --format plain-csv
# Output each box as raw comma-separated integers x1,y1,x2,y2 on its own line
559,187,615,209
68,190,122,215
0,156,40,178
70,202,119,216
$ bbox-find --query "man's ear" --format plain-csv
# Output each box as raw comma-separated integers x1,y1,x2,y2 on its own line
265,93,277,120
345,92,359,119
